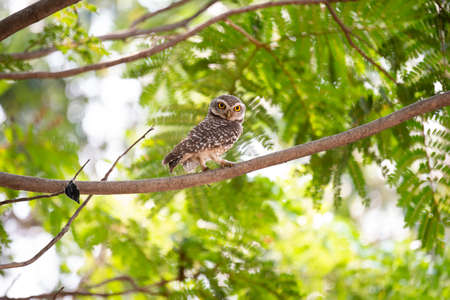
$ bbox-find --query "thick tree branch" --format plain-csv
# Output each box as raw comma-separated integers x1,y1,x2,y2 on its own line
0,0,81,42
0,128,153,270
0,92,448,195
0,159,89,206
0,0,356,80
325,2,397,83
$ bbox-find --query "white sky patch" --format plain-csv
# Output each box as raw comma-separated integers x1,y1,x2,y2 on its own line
409,240,422,251
12,202,31,220
81,76,143,148
312,212,334,229
192,47,212,58
0,105,6,124
66,255,85,272
207,1,228,16
6,0,34,14
359,201,409,244
0,222,60,297
89,10,114,36
197,219,219,230
137,0,172,11
434,81,443,93
46,52,79,72
67,76,101,99
402,53,425,77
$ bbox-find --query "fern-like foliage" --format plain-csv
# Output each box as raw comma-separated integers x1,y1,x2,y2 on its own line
125,0,449,254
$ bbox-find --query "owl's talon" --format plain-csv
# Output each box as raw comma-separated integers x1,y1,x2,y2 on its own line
221,161,235,168
202,166,210,172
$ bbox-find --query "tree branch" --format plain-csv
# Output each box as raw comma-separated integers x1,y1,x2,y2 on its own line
5,0,215,62
0,0,81,42
0,159,89,206
0,128,153,270
7,22,383,62
52,287,64,300
95,0,217,44
1,274,181,299
0,0,356,80
0,288,159,300
131,0,218,34
325,1,397,83
0,93,448,195
131,0,193,28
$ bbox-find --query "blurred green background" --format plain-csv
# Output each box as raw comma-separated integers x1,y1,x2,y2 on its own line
0,0,448,298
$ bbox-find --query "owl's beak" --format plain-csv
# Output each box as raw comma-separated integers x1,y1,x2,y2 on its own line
226,110,232,119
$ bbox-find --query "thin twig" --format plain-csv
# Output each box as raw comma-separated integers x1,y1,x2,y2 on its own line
97,0,217,40
0,0,357,80
86,275,140,289
86,274,176,290
70,159,90,181
5,0,215,61
0,191,63,206
4,275,21,296
131,0,192,28
101,127,154,180
0,128,153,270
324,1,397,83
0,159,90,206
52,287,64,300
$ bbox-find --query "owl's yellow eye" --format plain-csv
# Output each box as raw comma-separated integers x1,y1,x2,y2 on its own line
218,102,226,109
234,105,241,112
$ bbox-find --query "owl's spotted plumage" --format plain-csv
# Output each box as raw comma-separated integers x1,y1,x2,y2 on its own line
163,95,245,173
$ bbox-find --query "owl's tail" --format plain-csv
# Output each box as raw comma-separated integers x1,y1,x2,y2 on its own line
162,151,182,173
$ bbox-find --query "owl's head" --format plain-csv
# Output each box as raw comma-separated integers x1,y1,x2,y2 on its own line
208,95,246,123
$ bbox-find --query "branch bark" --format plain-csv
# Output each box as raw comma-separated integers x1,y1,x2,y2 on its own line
0,0,356,80
0,159,89,206
0,92,448,195
0,0,81,42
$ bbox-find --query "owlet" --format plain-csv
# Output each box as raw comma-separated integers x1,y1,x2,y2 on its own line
163,95,246,173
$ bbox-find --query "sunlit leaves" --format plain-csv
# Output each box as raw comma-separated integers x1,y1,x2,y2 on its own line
0,0,449,298
24,2,108,64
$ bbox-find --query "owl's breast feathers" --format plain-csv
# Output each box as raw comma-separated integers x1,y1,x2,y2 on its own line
162,116,243,172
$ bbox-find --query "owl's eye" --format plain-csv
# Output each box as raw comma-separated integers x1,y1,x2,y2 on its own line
234,105,241,112
218,102,226,109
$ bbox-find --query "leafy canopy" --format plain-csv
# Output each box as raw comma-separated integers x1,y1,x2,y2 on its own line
0,0,449,299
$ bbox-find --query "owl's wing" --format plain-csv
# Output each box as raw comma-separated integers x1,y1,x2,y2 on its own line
162,120,241,172
186,119,242,151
